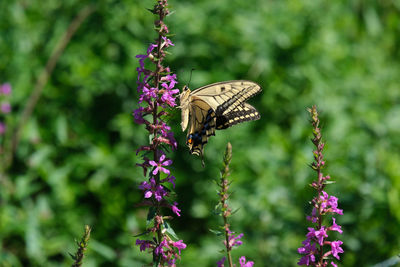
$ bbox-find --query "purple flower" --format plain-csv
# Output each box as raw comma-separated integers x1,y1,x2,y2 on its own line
154,239,168,257
239,256,254,267
149,154,172,175
306,207,318,223
0,83,11,95
0,102,11,114
0,122,5,135
297,238,317,266
306,227,328,246
217,257,226,267
331,240,344,260
171,202,181,216
139,85,158,103
161,73,178,87
330,218,343,234
133,107,146,124
298,253,316,266
162,36,174,48
139,178,168,202
225,231,244,248
172,240,186,254
331,262,338,267
159,122,171,136
161,175,176,188
136,239,153,252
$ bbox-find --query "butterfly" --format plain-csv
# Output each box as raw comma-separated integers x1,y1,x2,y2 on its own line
179,80,261,160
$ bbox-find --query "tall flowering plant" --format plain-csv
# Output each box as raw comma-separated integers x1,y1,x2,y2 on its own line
298,106,344,266
133,0,186,266
216,143,254,267
0,83,12,169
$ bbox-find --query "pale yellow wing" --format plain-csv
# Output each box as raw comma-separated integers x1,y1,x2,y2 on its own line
191,80,261,115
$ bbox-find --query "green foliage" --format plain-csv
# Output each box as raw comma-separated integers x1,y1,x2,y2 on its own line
1,0,400,266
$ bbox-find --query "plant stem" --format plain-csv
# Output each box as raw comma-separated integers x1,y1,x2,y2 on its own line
6,5,95,169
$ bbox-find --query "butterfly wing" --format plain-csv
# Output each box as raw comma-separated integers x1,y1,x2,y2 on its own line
183,80,262,158
216,103,260,129
186,97,216,156
191,80,262,113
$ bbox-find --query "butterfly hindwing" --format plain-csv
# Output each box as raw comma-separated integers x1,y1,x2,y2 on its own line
186,98,216,156
216,103,260,130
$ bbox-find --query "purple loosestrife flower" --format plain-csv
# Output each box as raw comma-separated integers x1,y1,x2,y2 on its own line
217,257,226,267
133,1,185,265
239,256,255,267
1,103,11,114
0,83,11,95
298,106,344,266
149,154,172,175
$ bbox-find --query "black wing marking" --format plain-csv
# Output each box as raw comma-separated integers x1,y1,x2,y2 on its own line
216,103,260,130
215,84,261,116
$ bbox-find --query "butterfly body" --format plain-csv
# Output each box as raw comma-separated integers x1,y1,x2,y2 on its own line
180,80,261,157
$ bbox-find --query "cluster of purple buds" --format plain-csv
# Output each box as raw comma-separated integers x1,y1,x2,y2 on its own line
0,83,12,136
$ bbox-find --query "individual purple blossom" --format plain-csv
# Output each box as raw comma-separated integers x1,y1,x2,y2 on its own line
225,231,244,249
239,256,255,267
1,102,11,114
0,83,11,95
330,241,344,260
172,240,186,254
161,175,176,188
139,177,168,202
170,202,181,216
133,107,146,124
154,239,168,257
330,218,343,234
217,257,226,267
161,73,178,87
135,239,154,252
149,154,172,175
306,226,328,246
162,36,174,48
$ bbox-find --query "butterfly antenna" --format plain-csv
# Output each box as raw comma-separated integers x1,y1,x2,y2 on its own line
188,68,195,88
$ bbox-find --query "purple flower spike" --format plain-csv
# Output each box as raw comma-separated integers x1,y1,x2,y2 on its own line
134,1,185,265
298,106,343,266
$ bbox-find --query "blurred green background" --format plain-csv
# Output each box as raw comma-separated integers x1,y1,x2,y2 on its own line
1,0,400,266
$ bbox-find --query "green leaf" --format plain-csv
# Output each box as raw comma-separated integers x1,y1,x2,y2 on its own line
163,221,178,240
